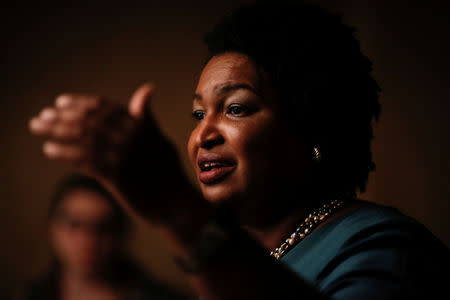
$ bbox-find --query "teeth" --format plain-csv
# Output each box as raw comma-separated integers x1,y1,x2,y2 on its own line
202,161,224,171
205,162,220,168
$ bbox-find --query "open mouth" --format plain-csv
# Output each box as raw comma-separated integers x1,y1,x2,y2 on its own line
197,156,236,185
199,161,229,172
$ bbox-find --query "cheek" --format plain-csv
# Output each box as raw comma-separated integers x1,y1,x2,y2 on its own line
187,129,199,167
231,116,280,165
51,228,76,258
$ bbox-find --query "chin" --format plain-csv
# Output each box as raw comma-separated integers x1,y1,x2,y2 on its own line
201,181,244,204
202,187,232,204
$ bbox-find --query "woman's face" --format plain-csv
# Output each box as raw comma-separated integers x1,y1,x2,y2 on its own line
50,189,121,275
188,52,311,220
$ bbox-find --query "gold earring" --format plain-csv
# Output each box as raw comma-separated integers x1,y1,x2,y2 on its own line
313,146,322,162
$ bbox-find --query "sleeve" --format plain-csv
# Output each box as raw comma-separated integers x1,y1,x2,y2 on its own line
318,221,448,300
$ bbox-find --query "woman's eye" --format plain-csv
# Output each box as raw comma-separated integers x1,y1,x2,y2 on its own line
192,110,206,121
227,104,249,117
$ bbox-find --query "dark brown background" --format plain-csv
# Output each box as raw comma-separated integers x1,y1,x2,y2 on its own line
1,0,449,298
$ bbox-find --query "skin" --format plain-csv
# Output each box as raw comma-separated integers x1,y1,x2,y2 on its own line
50,188,126,300
28,52,351,300
188,53,313,228
50,188,118,275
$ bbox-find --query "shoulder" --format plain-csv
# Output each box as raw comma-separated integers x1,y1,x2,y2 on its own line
331,202,426,243
324,202,449,274
284,202,449,299
331,202,447,253
284,201,441,265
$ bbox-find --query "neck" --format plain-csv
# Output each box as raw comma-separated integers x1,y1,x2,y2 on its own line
245,206,311,251
247,198,362,252
241,181,322,250
60,267,120,299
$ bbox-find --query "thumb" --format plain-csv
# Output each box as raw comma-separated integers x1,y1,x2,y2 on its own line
128,83,156,119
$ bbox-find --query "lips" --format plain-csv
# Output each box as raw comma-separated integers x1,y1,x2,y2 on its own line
197,153,236,185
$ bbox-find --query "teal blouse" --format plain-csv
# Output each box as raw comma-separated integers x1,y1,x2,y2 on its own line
281,203,449,299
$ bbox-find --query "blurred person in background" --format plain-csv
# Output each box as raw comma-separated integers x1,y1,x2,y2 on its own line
20,174,186,300
29,1,449,299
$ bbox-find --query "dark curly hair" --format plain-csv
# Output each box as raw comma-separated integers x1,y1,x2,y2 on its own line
204,1,381,197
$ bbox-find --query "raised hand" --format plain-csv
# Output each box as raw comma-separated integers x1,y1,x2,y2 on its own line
29,83,192,224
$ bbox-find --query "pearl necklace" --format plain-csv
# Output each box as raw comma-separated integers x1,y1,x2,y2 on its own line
270,199,345,260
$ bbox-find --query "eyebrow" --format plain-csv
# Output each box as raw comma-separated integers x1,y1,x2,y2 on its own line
193,83,259,101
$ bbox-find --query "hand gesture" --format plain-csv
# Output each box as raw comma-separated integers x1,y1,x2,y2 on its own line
29,84,190,224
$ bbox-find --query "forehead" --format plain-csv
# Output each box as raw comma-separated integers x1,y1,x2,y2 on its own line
196,52,260,93
58,189,112,219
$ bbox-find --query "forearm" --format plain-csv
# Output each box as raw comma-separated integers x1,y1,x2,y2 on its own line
160,207,328,300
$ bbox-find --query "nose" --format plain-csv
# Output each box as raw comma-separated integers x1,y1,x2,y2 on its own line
195,116,225,150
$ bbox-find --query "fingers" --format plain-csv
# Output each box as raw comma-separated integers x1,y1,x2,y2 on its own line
30,110,84,141
39,107,58,122
28,107,59,134
55,93,102,111
29,116,51,135
128,83,155,119
30,120,83,141
29,90,149,176
30,94,102,139
43,141,85,162
29,94,102,170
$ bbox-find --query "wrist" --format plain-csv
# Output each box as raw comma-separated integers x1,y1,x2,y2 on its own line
168,203,242,274
160,198,213,251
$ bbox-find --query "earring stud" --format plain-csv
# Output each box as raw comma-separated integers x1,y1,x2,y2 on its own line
313,146,322,162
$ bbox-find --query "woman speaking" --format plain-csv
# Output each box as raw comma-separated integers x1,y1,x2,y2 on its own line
29,2,448,299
